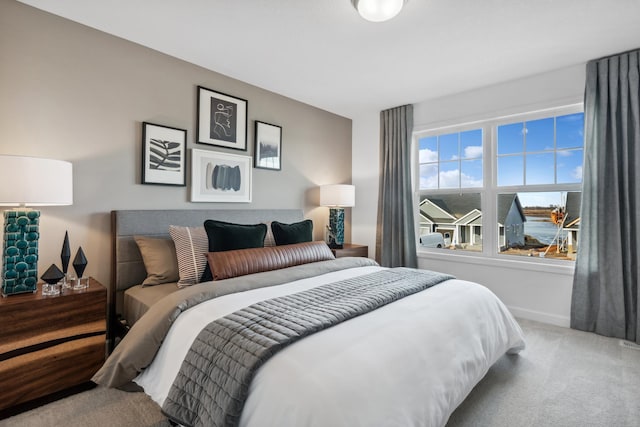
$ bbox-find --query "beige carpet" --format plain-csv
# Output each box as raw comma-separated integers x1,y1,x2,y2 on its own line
2,319,639,427
0,387,170,427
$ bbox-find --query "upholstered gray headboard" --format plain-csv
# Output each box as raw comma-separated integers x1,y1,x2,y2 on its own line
109,209,304,346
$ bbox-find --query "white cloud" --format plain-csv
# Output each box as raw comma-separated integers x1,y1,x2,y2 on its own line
419,163,438,189
557,150,574,157
461,173,483,187
439,169,460,187
424,169,482,188
571,166,583,180
419,148,437,163
463,145,483,159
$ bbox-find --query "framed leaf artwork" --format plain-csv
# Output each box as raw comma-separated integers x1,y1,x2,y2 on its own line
141,122,187,186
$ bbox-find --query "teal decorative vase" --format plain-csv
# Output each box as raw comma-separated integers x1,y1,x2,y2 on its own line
2,210,40,296
328,207,345,249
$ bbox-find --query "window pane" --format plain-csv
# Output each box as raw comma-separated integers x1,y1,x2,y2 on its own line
498,122,524,155
439,133,458,161
557,149,583,183
419,136,438,164
498,191,580,261
557,113,584,149
525,118,554,152
461,159,482,187
497,155,524,186
419,163,438,189
526,153,554,185
439,161,459,188
460,129,482,159
418,193,482,252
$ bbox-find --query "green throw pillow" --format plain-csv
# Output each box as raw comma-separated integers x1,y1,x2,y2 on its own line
271,219,313,245
200,220,267,282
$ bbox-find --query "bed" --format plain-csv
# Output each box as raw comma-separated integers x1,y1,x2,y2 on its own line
106,209,305,346
96,209,525,427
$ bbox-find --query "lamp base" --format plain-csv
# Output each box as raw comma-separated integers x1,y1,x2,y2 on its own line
2,210,40,296
328,242,344,250
327,207,345,249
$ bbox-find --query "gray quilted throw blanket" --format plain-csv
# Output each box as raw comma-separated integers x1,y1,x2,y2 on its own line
162,268,454,427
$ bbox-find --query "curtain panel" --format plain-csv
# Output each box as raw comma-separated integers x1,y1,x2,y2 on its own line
376,104,417,268
571,49,640,344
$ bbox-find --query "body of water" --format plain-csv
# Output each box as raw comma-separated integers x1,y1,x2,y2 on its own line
524,216,567,245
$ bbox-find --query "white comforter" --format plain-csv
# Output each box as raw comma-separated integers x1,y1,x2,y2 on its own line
135,266,525,427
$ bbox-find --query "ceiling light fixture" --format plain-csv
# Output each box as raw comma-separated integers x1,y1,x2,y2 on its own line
351,0,407,22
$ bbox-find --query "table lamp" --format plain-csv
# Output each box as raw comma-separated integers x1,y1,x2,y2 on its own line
0,155,73,296
320,184,355,249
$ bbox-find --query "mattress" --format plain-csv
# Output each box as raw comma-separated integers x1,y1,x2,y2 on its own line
123,282,178,326
133,264,525,426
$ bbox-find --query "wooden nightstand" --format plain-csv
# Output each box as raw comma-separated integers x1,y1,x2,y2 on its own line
0,278,106,412
331,243,368,258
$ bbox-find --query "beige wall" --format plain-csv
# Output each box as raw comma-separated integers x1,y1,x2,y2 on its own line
0,1,353,287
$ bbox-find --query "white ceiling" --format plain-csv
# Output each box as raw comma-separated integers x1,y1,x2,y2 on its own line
18,0,640,119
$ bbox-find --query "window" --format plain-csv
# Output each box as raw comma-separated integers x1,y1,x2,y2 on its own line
415,107,583,261
497,113,584,186
418,128,483,253
419,129,483,189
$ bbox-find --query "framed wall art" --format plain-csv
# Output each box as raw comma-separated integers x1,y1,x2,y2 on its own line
190,148,252,203
196,85,248,151
141,122,187,186
254,121,282,171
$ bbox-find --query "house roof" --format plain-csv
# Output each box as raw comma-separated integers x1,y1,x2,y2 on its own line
421,193,525,225
564,192,581,225
455,209,482,226
561,192,581,229
420,194,481,223
419,212,434,224
497,193,526,224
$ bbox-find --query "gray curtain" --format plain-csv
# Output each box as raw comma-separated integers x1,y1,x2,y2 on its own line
376,104,417,268
571,49,640,344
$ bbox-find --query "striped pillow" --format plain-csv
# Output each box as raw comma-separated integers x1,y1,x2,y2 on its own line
169,225,209,287
263,222,276,247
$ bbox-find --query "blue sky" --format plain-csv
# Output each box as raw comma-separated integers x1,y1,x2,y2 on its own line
419,112,584,207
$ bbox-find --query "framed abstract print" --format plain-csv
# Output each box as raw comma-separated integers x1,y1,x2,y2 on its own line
196,86,248,151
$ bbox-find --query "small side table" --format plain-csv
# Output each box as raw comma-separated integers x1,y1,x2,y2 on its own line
0,278,106,412
331,243,368,258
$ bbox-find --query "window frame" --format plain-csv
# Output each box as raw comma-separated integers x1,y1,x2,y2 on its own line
413,104,583,265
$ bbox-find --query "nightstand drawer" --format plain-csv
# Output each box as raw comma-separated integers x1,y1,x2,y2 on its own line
0,335,105,409
0,280,105,345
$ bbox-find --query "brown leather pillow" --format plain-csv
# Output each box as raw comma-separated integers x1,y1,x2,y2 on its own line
205,241,335,281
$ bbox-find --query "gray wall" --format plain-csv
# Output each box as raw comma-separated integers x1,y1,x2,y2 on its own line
0,1,353,287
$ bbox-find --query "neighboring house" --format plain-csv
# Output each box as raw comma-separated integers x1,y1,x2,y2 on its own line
419,193,481,248
419,193,526,249
497,194,527,249
562,192,581,258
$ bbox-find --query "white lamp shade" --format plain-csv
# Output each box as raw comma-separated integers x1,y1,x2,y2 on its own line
352,0,406,22
320,184,355,207
0,155,73,206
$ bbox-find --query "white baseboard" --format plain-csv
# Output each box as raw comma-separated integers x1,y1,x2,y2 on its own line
507,305,570,328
